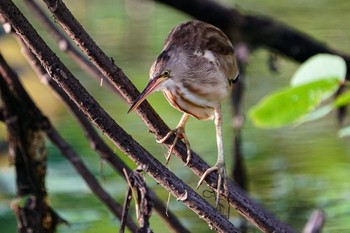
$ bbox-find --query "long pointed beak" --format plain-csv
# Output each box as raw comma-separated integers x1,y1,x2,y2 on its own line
127,76,166,113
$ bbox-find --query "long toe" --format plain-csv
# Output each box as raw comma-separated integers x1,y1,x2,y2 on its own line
158,127,192,166
215,164,226,208
196,166,218,189
157,128,177,144
196,162,226,208
181,132,192,166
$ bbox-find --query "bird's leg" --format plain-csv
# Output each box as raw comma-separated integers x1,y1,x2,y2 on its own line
197,106,226,208
157,113,191,165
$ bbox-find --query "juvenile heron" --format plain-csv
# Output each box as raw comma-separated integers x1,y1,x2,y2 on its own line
128,20,239,206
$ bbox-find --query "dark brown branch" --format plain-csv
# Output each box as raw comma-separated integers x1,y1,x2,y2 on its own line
0,108,4,122
15,25,189,233
0,13,139,233
230,43,251,233
12,0,188,229
121,169,153,233
21,0,117,93
0,53,65,233
0,1,240,232
231,43,249,190
120,181,133,233
45,125,139,232
32,0,294,232
0,52,138,232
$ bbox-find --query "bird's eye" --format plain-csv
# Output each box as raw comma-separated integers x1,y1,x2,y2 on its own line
163,70,170,77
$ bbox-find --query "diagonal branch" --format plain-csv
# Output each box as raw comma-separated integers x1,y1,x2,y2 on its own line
0,52,139,232
0,53,66,233
14,19,189,232
45,123,139,232
22,0,117,92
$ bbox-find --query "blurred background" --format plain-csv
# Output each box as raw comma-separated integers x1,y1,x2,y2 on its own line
1,0,350,232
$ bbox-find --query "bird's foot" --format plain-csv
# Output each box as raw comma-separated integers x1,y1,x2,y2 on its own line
196,160,226,208
157,127,191,165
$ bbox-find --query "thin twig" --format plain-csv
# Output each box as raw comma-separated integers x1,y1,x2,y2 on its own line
120,179,133,233
302,210,325,233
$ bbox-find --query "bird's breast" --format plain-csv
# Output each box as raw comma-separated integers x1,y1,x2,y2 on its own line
162,85,217,120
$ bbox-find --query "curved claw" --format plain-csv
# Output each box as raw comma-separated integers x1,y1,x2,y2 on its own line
196,162,226,208
156,129,176,144
182,133,192,166
157,126,192,165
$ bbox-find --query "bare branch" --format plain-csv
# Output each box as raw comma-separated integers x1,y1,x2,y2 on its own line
15,23,190,233
45,125,139,232
121,169,153,233
0,52,139,232
0,52,66,233
22,0,117,92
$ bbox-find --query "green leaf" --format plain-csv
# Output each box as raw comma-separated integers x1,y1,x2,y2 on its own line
290,54,346,87
334,89,350,107
249,78,340,128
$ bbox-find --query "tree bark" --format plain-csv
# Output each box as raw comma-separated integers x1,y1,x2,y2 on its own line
0,54,65,233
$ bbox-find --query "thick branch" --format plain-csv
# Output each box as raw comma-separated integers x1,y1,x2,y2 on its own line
22,0,117,92
0,53,65,233
15,27,189,233
0,52,138,232
45,125,139,232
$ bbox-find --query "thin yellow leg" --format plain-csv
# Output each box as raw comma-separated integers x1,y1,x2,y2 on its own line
157,113,191,165
197,106,226,208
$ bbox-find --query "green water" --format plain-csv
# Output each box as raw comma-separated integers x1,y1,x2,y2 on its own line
1,0,350,232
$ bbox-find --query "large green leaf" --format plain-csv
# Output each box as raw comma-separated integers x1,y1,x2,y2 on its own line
249,78,340,128
290,54,346,86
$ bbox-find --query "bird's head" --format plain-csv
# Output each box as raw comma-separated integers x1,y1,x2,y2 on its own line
128,47,186,113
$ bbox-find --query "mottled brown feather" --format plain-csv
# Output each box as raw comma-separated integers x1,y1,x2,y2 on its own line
163,20,238,82
149,20,239,120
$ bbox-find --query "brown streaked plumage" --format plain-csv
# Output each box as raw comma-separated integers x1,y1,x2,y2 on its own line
128,20,239,207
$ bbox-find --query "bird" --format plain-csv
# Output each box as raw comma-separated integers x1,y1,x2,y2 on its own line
128,20,239,207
